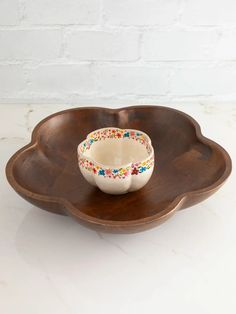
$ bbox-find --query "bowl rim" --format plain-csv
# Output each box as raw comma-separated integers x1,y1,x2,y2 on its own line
5,105,232,229
77,127,154,170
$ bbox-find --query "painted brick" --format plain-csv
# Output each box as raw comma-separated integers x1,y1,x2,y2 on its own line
182,0,236,26
28,64,95,94
170,65,236,95
143,31,218,61
0,65,26,95
0,30,61,60
97,65,169,95
103,0,179,26
67,31,139,61
214,31,236,60
24,0,101,25
0,0,19,25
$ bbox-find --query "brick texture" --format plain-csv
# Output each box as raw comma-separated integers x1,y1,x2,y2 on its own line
142,31,218,61
28,64,95,94
0,0,19,25
181,0,236,26
0,30,61,60
0,65,27,95
97,65,169,95
0,0,236,104
103,0,179,26
66,31,139,61
24,0,101,25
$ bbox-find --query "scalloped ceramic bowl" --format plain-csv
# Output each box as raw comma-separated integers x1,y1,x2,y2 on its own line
78,127,154,194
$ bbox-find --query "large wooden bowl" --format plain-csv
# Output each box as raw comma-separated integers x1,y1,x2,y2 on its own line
6,106,231,233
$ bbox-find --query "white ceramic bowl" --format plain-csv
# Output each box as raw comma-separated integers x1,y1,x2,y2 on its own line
77,127,154,195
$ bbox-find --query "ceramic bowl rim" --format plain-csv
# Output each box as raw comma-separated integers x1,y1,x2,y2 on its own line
77,127,155,170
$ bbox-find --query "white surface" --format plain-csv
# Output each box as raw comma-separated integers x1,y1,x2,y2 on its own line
0,103,235,314
1,1,236,104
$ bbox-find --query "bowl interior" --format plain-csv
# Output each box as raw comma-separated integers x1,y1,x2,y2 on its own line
81,128,152,167
84,138,150,167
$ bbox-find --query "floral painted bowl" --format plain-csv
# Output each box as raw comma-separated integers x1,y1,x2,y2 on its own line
77,127,154,194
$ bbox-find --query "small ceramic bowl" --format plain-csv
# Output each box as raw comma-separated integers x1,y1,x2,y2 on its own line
77,127,154,195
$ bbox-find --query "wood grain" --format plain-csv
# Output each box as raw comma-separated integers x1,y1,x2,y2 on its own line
6,106,232,233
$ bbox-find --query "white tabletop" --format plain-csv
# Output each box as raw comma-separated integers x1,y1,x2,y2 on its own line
0,104,235,314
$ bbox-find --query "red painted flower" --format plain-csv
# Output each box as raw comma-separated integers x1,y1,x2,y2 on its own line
117,133,121,138
105,169,112,175
131,167,139,175
130,131,135,137
93,168,97,174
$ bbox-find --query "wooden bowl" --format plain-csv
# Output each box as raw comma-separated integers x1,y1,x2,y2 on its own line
6,106,232,233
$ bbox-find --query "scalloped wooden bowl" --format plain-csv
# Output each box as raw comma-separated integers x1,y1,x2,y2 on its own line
6,106,231,233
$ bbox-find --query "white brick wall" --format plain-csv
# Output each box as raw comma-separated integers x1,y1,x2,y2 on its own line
24,0,101,25
66,31,140,61
0,0,19,25
0,30,62,60
0,65,26,95
28,64,95,94
103,0,179,26
97,65,169,95
142,30,218,61
0,0,236,104
170,64,236,96
182,0,236,26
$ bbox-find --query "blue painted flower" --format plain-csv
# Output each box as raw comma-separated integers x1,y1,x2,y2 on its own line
89,139,94,144
136,132,141,136
123,132,130,138
113,169,119,174
98,169,105,176
139,166,146,173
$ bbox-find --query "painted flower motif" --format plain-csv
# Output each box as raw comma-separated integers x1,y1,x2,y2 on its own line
80,159,153,178
105,169,112,175
98,169,105,176
123,170,129,176
131,167,139,175
81,128,151,153
139,166,146,173
79,128,153,178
